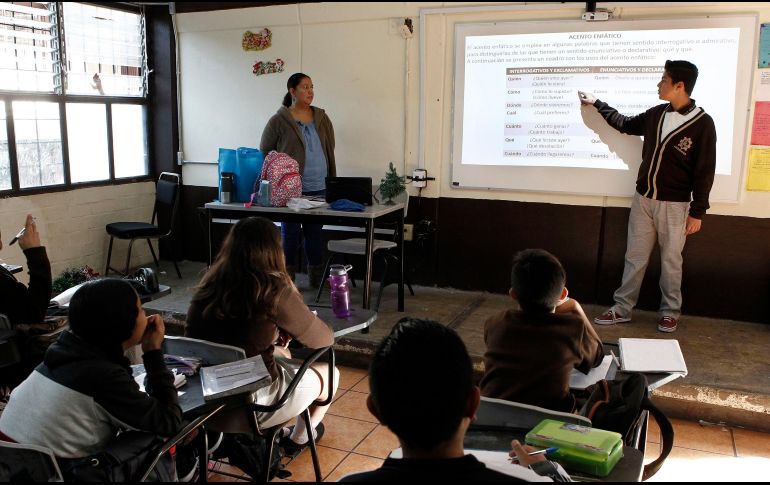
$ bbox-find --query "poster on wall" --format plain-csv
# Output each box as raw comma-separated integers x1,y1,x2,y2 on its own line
242,28,272,51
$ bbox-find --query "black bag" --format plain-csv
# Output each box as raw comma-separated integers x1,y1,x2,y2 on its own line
582,372,674,480
213,433,288,480
59,431,174,482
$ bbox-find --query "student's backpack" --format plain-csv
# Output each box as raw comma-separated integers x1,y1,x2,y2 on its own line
581,372,674,480
258,151,301,207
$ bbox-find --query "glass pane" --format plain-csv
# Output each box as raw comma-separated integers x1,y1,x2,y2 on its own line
112,104,147,178
0,101,9,190
13,101,63,188
63,3,144,96
0,2,57,93
66,103,108,183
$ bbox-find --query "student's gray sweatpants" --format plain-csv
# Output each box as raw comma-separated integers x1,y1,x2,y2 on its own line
611,193,690,319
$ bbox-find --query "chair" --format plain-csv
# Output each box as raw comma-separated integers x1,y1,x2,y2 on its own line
474,396,593,430
315,192,414,311
105,171,182,279
163,337,335,482
0,440,64,482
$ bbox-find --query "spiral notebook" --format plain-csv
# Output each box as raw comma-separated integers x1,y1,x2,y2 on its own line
618,338,688,377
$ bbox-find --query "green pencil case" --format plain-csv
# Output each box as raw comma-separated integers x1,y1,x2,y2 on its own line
525,419,624,477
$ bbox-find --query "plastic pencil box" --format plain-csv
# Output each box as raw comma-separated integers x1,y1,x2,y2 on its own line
525,419,623,477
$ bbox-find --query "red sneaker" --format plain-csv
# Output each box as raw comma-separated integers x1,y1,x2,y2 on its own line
594,309,631,325
657,316,678,333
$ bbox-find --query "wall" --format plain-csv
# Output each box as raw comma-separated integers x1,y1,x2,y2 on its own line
0,183,156,284
175,2,770,323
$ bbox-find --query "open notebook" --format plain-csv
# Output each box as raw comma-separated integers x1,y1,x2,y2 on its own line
618,338,688,376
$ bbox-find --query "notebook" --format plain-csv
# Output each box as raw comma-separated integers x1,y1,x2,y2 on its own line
618,338,688,376
200,355,271,401
325,176,374,206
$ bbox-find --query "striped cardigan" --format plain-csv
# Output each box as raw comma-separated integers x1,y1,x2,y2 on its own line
594,100,717,219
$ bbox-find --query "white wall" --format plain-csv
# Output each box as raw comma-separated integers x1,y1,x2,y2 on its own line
1,183,156,285
178,2,770,218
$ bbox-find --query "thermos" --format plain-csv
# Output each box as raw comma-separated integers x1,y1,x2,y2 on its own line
220,172,234,204
329,264,353,318
258,179,271,207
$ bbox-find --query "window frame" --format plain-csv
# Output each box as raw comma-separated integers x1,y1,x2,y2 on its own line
0,2,153,197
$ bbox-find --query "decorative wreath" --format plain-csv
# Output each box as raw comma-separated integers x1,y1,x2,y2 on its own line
242,28,272,51
253,58,285,76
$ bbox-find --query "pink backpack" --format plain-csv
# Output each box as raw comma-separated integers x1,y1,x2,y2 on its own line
259,151,302,206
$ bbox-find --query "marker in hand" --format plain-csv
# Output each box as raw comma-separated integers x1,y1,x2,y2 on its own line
509,447,559,463
8,227,26,246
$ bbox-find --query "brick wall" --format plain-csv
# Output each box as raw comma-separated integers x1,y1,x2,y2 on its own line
0,182,156,284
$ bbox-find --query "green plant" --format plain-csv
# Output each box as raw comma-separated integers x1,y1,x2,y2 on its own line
379,162,406,204
52,265,100,293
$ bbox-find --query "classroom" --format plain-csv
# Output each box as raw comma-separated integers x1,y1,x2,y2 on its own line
1,1,769,482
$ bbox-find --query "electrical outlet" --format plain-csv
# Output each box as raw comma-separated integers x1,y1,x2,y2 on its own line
403,223,414,242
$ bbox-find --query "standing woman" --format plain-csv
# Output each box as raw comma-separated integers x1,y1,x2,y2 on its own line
260,72,336,287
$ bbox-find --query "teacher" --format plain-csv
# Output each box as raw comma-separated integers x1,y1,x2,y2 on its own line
260,72,336,288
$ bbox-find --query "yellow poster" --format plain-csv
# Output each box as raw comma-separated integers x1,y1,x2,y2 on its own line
747,147,770,191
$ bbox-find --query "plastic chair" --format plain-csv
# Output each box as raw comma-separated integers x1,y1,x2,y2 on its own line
105,172,182,279
0,440,63,482
164,337,335,482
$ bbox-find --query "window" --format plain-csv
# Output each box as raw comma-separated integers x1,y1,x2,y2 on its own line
0,2,149,194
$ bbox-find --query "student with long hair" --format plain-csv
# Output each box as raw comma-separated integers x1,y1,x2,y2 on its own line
186,216,337,452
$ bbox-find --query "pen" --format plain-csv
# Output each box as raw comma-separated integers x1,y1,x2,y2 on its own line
8,227,26,246
610,350,621,368
509,447,559,462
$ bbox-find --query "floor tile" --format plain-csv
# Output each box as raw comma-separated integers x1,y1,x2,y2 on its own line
351,376,369,394
206,461,248,481
644,440,662,464
283,445,347,482
669,418,735,455
353,425,400,459
337,366,368,391
319,414,378,452
328,390,378,423
324,453,384,482
647,414,661,444
733,427,770,458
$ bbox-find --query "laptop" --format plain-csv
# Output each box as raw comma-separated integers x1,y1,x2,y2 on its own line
325,176,374,206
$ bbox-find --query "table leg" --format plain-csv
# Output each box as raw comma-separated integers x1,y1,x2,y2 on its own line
397,209,404,312
207,210,213,267
363,220,374,310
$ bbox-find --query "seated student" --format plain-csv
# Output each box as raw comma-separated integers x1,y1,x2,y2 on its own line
0,214,52,325
340,317,571,482
0,279,183,458
480,249,604,412
186,216,337,454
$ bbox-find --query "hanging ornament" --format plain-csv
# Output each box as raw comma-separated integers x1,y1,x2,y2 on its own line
252,58,285,76
242,28,272,51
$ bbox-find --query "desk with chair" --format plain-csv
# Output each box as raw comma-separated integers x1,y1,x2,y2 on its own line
205,200,406,311
465,396,644,482
0,264,22,275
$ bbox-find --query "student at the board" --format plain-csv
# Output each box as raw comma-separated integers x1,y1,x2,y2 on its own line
578,60,716,333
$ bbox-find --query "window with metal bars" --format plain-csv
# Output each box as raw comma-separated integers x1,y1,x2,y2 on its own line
0,2,149,193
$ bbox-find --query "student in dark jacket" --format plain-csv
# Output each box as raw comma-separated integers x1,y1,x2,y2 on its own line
579,60,717,333
340,318,571,482
0,214,52,325
480,249,604,413
0,279,183,458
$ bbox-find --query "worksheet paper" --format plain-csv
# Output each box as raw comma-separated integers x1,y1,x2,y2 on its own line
569,354,613,389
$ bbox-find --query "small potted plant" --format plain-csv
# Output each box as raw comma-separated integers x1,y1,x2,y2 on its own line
379,162,406,205
52,265,100,294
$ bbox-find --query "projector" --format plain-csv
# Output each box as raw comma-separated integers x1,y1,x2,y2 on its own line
582,11,610,21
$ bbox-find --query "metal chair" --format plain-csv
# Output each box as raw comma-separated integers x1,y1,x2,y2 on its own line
0,440,63,482
164,336,335,482
315,193,413,311
105,171,182,279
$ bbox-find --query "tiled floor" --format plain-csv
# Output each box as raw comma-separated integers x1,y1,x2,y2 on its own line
200,366,770,482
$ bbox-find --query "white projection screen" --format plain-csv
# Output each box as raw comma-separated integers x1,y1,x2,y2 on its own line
450,16,757,201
